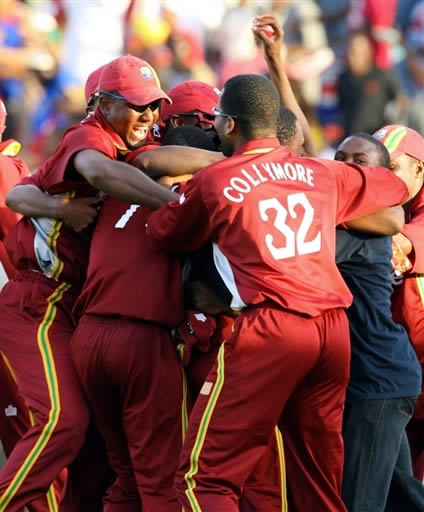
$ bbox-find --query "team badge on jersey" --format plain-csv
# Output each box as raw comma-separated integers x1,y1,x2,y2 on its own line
140,66,153,79
374,128,388,140
5,404,17,417
152,123,161,138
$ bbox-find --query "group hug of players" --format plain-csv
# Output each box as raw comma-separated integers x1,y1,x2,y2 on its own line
0,14,424,512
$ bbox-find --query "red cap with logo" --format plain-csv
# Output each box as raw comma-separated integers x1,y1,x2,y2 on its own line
85,64,107,104
0,99,7,135
373,125,424,162
98,55,171,106
161,80,220,121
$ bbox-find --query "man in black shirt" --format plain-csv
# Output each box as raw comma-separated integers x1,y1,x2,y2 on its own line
338,32,400,136
334,133,424,512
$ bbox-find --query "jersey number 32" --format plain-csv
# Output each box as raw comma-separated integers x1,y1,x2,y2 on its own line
259,193,321,260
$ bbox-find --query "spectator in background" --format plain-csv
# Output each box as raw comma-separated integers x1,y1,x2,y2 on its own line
0,0,56,142
348,0,398,70
338,31,401,137
399,1,424,135
396,0,422,32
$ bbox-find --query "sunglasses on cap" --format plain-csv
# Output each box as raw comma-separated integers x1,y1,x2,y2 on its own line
100,90,161,113
171,111,216,129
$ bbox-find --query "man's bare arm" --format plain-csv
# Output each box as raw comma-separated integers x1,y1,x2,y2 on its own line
74,150,179,208
129,146,225,178
345,206,405,235
6,184,99,232
253,14,318,157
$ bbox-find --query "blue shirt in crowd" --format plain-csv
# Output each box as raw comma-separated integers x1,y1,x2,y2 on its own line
336,228,422,403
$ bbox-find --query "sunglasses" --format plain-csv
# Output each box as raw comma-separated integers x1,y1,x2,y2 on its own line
171,111,216,128
100,90,161,113
212,107,238,119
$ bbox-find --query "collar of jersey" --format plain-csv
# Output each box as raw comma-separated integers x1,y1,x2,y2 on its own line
0,139,21,156
407,185,424,220
93,108,129,155
234,137,280,157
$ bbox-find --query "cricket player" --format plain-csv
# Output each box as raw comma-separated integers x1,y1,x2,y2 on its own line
375,125,424,482
0,55,179,512
145,73,411,512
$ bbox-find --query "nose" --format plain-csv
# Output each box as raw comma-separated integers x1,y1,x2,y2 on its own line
138,107,156,123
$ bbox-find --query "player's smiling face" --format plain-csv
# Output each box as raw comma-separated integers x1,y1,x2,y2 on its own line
102,95,160,149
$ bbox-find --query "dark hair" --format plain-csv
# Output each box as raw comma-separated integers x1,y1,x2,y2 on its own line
353,132,391,168
162,125,216,151
220,74,280,138
277,107,298,146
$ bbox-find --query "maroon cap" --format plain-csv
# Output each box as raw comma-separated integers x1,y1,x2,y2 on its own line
98,55,171,106
161,80,220,121
0,99,7,135
373,125,424,162
85,64,106,103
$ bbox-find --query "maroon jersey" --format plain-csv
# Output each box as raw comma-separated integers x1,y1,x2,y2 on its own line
74,197,183,326
5,109,127,289
147,137,408,317
0,141,30,279
392,187,424,363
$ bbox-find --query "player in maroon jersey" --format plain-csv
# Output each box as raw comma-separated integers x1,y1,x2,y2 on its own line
69,146,187,508
374,125,424,481
0,55,182,511
161,80,220,145
143,73,411,512
0,98,68,512
0,98,29,284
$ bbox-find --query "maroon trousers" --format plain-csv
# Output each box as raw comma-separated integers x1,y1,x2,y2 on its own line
70,314,188,512
186,314,288,511
175,306,350,512
0,271,89,512
0,356,66,512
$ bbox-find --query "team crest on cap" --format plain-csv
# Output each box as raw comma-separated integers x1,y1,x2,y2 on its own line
140,66,153,79
374,128,388,140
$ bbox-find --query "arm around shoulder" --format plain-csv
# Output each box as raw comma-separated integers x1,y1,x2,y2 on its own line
6,184,64,218
345,205,405,235
74,149,179,208
130,146,225,178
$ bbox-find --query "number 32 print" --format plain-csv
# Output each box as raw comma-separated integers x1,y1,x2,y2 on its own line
259,193,321,260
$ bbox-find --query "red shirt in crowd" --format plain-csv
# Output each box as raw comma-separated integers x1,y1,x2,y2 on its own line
392,187,424,364
147,137,408,317
0,139,30,279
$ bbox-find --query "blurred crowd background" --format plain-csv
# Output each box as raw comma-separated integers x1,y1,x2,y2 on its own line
1,0,424,168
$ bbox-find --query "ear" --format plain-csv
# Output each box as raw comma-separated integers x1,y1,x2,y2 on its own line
171,116,184,128
416,160,424,182
98,95,112,115
223,116,237,137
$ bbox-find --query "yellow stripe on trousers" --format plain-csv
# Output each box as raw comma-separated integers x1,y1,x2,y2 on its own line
274,426,288,512
0,283,70,511
177,344,189,443
0,353,58,512
184,343,226,512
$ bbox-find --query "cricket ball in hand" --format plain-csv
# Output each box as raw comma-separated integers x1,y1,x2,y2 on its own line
260,24,274,37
